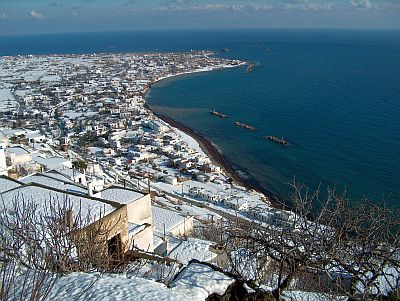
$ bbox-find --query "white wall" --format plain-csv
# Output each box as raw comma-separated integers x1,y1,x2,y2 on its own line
0,148,7,175
126,194,152,224
130,225,154,252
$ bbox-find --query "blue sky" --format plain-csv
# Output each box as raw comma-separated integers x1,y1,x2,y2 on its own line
1,0,399,35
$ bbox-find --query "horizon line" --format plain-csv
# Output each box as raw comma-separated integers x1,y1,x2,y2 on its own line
1,27,400,38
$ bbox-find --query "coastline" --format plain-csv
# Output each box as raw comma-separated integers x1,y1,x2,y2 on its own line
148,108,246,187
147,109,286,210
140,58,287,209
142,63,246,95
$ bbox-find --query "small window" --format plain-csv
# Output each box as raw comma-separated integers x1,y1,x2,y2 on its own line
107,234,122,261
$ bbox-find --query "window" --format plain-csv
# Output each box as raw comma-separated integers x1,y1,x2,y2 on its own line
107,234,122,261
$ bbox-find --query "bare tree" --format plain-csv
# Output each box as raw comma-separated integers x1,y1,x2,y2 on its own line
0,248,59,301
222,181,400,300
0,194,127,300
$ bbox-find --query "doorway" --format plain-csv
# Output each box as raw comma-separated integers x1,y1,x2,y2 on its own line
107,234,122,261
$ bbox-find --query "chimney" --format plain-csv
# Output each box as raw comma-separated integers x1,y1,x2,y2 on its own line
87,181,94,196
0,147,7,175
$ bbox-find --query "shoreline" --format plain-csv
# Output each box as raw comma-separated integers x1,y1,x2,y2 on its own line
144,104,286,210
141,60,287,210
142,62,246,95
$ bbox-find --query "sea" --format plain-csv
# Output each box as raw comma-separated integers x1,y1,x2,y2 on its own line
1,29,399,206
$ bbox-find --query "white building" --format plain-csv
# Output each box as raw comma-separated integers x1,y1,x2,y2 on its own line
0,147,8,176
164,175,178,186
188,187,221,204
223,197,249,211
6,146,32,166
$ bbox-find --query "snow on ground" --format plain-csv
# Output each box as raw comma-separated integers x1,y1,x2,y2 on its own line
170,262,234,300
230,249,260,281
155,196,221,222
0,89,13,102
41,74,62,82
9,262,234,301
0,88,18,112
15,272,189,301
63,111,97,119
171,125,207,157
168,237,218,265
179,202,222,221
282,290,347,301
355,265,400,296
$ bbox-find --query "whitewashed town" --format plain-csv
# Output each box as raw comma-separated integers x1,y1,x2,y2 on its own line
1,51,397,301
0,52,302,300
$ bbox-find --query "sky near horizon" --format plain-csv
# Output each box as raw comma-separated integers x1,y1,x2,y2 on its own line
0,0,399,35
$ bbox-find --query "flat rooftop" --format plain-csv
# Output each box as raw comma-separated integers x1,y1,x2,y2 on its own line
1,184,116,224
100,186,145,205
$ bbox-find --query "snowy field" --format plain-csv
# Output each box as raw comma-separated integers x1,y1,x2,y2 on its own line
0,88,18,112
10,262,234,301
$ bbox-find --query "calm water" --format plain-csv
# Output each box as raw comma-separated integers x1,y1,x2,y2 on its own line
1,29,399,205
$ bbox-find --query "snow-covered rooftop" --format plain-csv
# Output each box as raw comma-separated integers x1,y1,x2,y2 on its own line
20,174,87,195
6,146,30,156
25,131,44,139
43,169,81,185
14,271,189,301
0,176,22,193
170,262,234,300
12,259,235,300
32,155,70,169
168,237,218,265
100,186,144,205
1,184,115,223
152,206,187,235
0,128,26,138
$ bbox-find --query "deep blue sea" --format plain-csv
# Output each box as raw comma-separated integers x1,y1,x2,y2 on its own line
1,29,399,205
